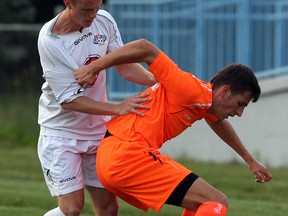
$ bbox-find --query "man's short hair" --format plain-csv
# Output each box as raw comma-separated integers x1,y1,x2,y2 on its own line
210,64,261,102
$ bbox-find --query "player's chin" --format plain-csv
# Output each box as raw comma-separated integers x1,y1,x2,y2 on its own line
84,20,93,26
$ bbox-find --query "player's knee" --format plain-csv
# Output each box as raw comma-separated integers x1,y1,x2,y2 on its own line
218,193,228,208
206,186,228,208
62,208,82,216
96,201,119,216
60,204,84,216
108,202,119,216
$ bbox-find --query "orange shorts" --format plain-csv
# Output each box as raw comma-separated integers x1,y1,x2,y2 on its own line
96,135,191,212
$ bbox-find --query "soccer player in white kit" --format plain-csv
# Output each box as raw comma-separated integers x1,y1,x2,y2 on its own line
37,0,156,215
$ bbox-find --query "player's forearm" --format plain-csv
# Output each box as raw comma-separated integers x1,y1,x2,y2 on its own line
207,119,254,162
61,96,119,116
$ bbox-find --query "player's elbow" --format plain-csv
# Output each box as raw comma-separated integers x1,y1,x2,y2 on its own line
61,102,71,110
60,100,76,110
135,39,160,64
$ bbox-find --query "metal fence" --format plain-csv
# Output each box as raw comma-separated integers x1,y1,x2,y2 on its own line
1,0,287,98
106,0,288,100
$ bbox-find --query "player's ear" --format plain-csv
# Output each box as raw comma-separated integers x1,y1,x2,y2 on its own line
64,0,72,8
221,85,231,98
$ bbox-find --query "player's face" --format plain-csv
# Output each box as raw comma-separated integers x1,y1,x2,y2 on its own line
211,87,252,120
70,0,102,28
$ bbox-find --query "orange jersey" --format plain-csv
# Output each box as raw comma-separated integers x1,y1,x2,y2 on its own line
107,51,218,149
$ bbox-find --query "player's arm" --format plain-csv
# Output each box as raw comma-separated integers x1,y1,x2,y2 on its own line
75,39,160,88
61,92,151,117
206,119,272,183
115,63,157,87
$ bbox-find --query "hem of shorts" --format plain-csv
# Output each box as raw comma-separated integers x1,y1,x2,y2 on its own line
84,182,104,189
50,185,84,197
153,172,190,212
134,205,149,212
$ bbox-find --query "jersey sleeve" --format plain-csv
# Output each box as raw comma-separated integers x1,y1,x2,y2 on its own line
38,31,83,104
148,51,212,106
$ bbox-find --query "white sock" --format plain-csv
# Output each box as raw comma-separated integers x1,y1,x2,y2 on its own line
44,207,65,216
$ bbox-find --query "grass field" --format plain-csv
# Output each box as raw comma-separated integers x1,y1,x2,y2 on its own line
1,94,288,215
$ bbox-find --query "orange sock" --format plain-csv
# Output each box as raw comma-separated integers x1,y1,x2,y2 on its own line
195,201,227,216
182,209,196,216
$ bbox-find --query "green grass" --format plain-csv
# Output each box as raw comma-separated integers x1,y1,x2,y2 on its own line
1,93,288,215
1,147,288,216
0,93,39,148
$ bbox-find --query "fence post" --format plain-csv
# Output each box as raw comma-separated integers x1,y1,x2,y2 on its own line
236,0,250,65
274,2,284,68
195,0,205,79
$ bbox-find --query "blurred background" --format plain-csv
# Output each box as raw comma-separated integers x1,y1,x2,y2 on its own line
0,0,288,166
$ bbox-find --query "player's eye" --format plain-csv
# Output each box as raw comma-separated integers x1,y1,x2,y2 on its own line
238,102,247,107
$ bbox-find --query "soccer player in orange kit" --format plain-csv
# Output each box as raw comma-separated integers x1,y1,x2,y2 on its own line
76,39,272,216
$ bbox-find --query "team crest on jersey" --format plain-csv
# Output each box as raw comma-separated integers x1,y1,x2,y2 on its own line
73,54,101,94
93,34,107,46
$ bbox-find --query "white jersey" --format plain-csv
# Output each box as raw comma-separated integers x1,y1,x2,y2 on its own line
38,10,123,140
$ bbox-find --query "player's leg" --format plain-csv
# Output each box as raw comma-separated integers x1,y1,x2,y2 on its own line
181,177,228,215
182,209,196,216
44,190,85,216
86,186,119,216
38,136,86,216
165,173,198,216
58,189,85,215
165,171,227,216
83,143,119,216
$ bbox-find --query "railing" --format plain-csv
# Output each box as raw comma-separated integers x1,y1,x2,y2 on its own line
0,0,287,98
106,0,288,100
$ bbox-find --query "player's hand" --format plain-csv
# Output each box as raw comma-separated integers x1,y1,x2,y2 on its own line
248,159,272,183
115,92,152,116
75,64,99,89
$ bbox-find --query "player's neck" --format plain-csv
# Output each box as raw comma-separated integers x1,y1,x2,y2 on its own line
52,10,83,34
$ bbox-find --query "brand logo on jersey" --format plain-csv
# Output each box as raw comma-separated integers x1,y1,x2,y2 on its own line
93,34,107,46
44,168,54,184
73,87,84,95
74,32,93,45
184,113,192,121
73,54,101,95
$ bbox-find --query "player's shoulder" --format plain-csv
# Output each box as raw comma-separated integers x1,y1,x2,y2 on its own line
39,15,59,37
97,9,115,21
38,15,62,50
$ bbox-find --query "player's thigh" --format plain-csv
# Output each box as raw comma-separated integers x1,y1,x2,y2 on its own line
181,177,228,209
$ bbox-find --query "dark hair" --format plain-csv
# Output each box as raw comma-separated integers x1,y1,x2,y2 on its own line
210,64,261,102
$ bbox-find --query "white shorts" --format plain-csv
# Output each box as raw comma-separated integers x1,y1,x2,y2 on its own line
37,135,103,196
